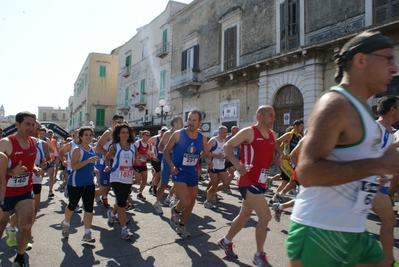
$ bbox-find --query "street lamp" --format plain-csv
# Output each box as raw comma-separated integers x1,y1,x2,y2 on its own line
154,99,170,126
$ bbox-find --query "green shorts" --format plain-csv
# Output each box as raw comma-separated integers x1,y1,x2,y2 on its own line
285,221,384,267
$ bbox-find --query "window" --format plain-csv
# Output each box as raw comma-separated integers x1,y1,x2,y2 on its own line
99,66,106,78
84,73,87,85
124,87,129,108
96,108,105,127
142,43,147,59
159,70,166,99
162,29,168,53
181,45,199,71
125,55,131,67
374,0,399,23
140,79,146,103
62,113,66,120
52,113,57,120
43,113,47,121
280,0,300,52
224,26,237,70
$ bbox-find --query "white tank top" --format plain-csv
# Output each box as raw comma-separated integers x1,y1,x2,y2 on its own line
33,140,45,184
291,87,384,233
376,121,395,188
110,143,135,184
211,138,226,170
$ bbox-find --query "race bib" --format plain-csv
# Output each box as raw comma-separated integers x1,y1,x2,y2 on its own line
7,173,30,187
182,154,199,166
351,179,378,215
140,155,147,162
258,168,269,184
99,158,104,165
119,166,133,181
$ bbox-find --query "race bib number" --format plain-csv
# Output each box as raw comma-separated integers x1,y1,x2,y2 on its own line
7,173,30,187
258,168,269,184
99,158,104,165
182,154,199,166
119,166,133,181
351,179,378,215
140,155,147,162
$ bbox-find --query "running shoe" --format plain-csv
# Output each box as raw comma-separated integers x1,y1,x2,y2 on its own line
253,252,272,267
58,184,65,193
101,195,110,208
6,228,17,247
61,220,70,238
177,225,190,238
204,200,215,209
275,194,283,203
82,231,95,243
75,205,83,213
170,206,180,228
48,192,54,198
148,186,153,195
107,209,115,228
153,201,163,214
152,186,157,196
115,217,130,224
125,201,134,211
223,187,232,195
11,258,26,267
217,238,238,258
169,197,178,207
121,227,133,240
137,193,146,201
163,195,172,206
272,203,282,222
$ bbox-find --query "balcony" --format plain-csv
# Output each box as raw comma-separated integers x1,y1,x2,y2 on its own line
122,66,130,78
155,42,169,58
131,94,147,111
170,69,201,97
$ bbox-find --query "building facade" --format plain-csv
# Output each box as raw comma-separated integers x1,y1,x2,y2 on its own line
68,52,119,135
37,106,69,130
115,1,187,133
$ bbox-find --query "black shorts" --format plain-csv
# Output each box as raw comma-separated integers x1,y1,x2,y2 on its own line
238,185,266,199
33,184,42,195
134,166,148,173
281,171,290,182
111,182,132,207
151,160,162,173
224,161,234,169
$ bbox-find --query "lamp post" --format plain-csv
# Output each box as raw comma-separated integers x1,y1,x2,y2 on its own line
154,99,170,126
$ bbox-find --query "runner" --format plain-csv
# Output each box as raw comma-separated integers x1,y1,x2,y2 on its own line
46,129,60,198
204,125,228,209
104,124,136,240
94,114,124,208
133,130,150,201
217,105,279,267
147,127,167,198
153,116,183,214
223,125,240,194
0,111,41,267
286,31,399,266
61,126,98,243
163,110,212,238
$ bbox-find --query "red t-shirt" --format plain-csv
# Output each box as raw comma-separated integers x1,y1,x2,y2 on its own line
6,135,36,197
238,126,275,188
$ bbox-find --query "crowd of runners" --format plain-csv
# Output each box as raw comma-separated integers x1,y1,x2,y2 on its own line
0,31,399,267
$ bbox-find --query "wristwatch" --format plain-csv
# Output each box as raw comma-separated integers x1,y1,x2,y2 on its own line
0,200,5,210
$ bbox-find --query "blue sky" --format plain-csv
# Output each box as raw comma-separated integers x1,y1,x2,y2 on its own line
0,0,192,116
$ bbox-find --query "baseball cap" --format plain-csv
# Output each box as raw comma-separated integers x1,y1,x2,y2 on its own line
47,130,53,134
161,127,168,132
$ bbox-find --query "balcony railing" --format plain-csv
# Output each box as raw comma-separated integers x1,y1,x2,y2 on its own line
170,69,200,87
155,42,169,58
122,66,130,77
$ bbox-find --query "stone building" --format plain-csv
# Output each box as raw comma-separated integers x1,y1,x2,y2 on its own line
68,52,119,135
167,0,399,136
115,1,187,134
37,106,69,130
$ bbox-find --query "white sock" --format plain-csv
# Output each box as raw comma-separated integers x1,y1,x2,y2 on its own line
223,237,231,244
8,226,16,231
85,229,91,234
278,204,284,210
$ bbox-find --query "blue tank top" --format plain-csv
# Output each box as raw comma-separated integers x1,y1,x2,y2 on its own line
172,129,203,172
68,145,96,187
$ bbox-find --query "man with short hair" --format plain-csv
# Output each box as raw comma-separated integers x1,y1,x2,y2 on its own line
94,114,124,208
0,111,41,267
163,111,212,238
217,106,279,267
286,31,399,266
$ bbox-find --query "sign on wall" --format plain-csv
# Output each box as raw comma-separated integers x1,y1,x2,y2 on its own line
283,113,290,125
220,100,239,120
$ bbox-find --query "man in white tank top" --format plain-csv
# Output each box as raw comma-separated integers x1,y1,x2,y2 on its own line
286,31,399,267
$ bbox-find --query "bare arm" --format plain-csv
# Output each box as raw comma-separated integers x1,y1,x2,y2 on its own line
95,131,111,156
104,145,116,172
298,92,399,187
58,143,70,167
158,131,171,152
207,138,222,159
276,132,293,147
0,152,7,203
289,137,303,166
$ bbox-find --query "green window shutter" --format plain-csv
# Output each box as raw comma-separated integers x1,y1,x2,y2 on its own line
99,66,106,78
125,87,129,107
162,29,168,52
159,70,166,99
85,73,88,85
79,111,82,126
125,55,131,66
96,108,105,127
140,79,145,103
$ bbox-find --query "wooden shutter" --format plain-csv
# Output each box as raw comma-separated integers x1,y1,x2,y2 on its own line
96,108,105,127
125,55,131,66
162,29,168,52
124,87,129,107
224,26,237,70
140,79,145,103
288,0,299,49
181,50,187,71
159,70,166,99
280,1,287,52
193,45,199,69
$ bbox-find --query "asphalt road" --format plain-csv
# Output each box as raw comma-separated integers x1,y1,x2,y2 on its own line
1,168,399,267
